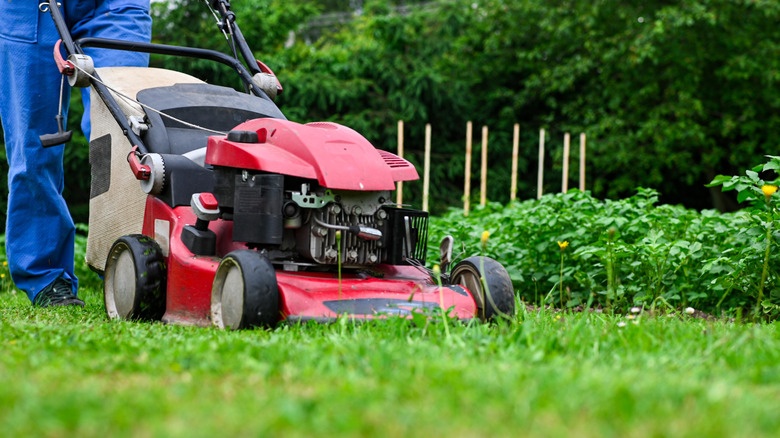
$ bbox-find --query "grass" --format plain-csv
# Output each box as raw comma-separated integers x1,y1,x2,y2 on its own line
3,287,780,437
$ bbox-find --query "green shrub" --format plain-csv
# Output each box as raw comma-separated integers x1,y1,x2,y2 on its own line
429,181,779,317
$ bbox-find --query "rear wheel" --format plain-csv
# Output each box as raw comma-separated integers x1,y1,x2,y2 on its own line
211,250,280,330
104,235,167,321
450,256,515,321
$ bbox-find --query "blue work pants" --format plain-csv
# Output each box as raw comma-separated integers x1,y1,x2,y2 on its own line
0,1,152,302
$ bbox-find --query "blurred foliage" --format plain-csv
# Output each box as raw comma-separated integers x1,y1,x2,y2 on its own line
2,0,780,225
272,0,780,212
149,0,320,89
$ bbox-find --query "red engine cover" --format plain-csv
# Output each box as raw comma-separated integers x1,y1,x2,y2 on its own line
205,119,418,191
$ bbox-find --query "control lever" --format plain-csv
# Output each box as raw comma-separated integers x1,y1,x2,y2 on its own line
39,75,72,147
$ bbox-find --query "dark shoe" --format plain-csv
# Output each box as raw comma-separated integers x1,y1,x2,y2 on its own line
33,277,85,308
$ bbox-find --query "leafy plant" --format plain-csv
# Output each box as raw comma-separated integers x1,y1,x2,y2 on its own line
707,155,780,318
428,186,773,317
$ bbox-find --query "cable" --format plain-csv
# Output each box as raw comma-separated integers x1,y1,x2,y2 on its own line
203,0,230,41
71,61,228,136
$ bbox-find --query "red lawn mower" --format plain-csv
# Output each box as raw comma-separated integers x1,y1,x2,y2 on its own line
46,1,515,328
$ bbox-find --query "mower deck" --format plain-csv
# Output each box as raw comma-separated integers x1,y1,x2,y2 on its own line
142,197,477,327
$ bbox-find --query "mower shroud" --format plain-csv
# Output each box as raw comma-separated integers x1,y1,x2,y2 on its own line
44,0,515,328
134,119,480,327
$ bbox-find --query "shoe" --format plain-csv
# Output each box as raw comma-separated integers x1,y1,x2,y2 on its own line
33,277,85,308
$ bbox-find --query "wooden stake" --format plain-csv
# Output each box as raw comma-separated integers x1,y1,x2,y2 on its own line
510,123,519,201
464,121,472,216
562,132,570,193
579,132,586,192
422,123,431,212
480,125,488,207
537,128,545,200
396,120,404,205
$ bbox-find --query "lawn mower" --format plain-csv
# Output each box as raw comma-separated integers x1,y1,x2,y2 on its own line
44,0,516,328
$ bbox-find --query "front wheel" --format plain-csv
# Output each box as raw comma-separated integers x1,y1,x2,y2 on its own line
450,256,515,321
103,235,167,321
211,250,280,330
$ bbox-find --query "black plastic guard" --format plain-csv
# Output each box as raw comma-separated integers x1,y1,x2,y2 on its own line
137,83,286,156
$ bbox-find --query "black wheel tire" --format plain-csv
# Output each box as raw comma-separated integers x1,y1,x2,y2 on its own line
211,250,280,330
104,234,167,321
450,256,515,321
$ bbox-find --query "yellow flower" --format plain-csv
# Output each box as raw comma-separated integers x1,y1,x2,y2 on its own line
557,241,569,250
480,230,490,251
432,264,441,276
762,185,778,197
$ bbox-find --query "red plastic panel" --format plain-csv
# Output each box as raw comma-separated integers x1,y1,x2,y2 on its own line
206,118,419,191
143,197,243,327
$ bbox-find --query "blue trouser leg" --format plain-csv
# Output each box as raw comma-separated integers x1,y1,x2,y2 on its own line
0,1,150,302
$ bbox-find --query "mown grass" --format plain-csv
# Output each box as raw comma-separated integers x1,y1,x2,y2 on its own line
3,287,780,437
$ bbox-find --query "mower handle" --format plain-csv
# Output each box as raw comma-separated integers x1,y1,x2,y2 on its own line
43,0,277,155
42,1,83,57
210,0,263,77
75,37,266,98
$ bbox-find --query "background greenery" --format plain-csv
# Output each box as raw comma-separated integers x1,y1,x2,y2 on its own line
2,0,779,227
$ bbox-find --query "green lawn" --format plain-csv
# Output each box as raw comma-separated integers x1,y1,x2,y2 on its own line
2,287,780,437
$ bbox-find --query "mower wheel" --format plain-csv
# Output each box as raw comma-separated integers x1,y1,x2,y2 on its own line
450,256,515,321
104,235,167,321
211,250,280,330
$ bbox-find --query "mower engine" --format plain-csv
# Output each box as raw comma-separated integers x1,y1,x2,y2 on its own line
297,188,390,266
187,117,428,270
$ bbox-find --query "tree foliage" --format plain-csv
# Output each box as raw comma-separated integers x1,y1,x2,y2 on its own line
2,0,778,226
273,0,780,211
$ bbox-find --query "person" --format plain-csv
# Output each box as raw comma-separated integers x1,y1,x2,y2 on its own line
0,1,152,307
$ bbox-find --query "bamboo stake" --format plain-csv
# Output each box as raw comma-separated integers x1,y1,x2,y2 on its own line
510,123,519,201
396,120,404,205
579,132,586,192
562,132,570,193
537,128,545,200
422,123,431,212
480,125,488,207
464,121,472,216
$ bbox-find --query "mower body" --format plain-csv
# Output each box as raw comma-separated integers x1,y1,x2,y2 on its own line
85,67,477,327
137,109,478,326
